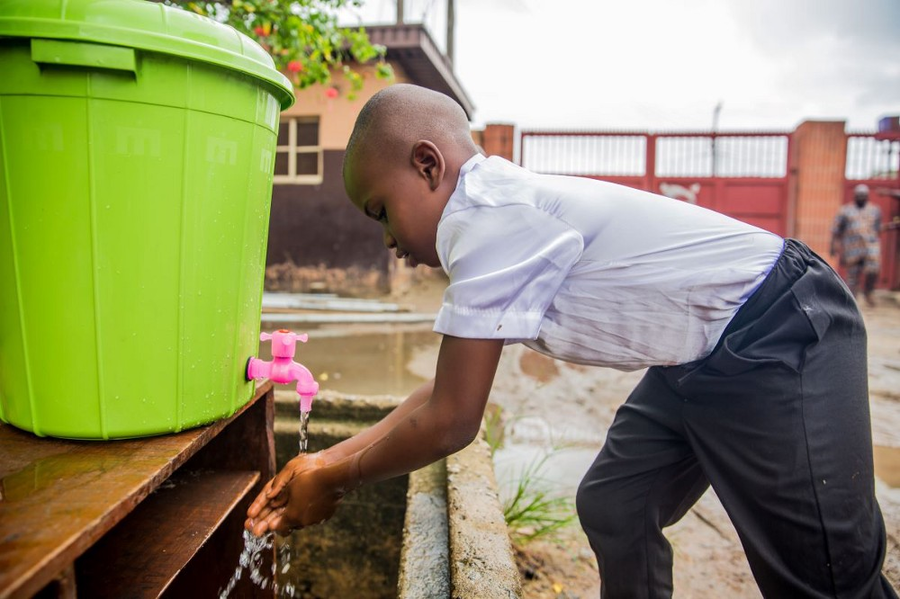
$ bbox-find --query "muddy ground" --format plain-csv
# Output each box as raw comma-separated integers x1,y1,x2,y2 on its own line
389,276,900,598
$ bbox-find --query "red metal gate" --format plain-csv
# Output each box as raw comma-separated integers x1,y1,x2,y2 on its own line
519,128,900,289
520,130,792,236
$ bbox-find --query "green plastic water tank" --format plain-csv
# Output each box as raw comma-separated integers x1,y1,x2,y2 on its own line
0,0,294,439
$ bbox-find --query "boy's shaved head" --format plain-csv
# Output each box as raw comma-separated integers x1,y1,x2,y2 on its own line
342,84,479,269
343,84,476,177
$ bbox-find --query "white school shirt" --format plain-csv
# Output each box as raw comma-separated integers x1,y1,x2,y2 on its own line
433,154,784,371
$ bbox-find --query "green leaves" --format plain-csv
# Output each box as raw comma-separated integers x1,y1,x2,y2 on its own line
167,0,393,95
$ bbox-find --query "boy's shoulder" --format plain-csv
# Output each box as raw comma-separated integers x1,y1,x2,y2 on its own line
445,155,542,215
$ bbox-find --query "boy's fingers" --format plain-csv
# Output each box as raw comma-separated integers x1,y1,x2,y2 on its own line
267,470,293,497
268,490,288,509
247,496,265,518
251,521,269,537
248,480,275,517
267,514,283,535
252,508,282,537
258,508,287,537
252,503,276,524
246,516,269,536
269,513,301,537
245,517,262,534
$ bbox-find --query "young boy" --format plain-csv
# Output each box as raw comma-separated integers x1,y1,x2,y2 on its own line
247,84,896,597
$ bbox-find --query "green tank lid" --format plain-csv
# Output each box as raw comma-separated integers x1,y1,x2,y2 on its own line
0,0,295,109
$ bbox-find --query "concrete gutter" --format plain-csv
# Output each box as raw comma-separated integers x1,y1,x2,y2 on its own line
398,460,451,598
398,436,523,599
273,388,522,598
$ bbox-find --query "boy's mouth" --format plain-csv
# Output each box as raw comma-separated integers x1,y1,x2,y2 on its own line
396,249,418,268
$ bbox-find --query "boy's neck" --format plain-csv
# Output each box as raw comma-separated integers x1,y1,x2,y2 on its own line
441,149,479,204
449,148,480,181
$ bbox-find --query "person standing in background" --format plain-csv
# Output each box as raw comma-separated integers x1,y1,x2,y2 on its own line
831,183,882,306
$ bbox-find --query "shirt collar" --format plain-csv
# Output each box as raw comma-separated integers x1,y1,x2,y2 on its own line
459,153,487,178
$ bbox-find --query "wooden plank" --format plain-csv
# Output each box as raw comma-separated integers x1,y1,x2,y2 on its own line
0,381,273,599
31,565,76,599
75,470,260,598
187,384,275,485
159,484,273,599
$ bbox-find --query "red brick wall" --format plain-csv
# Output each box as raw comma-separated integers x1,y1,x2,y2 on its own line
480,124,515,161
790,121,848,266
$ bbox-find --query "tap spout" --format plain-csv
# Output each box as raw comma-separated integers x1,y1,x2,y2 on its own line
246,329,319,412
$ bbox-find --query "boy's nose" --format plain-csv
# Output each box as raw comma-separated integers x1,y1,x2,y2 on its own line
383,229,396,249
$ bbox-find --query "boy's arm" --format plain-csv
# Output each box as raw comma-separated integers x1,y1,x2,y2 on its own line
247,335,504,536
323,377,438,462
349,334,504,481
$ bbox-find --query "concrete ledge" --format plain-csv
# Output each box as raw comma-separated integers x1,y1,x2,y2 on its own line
447,436,523,598
275,389,401,422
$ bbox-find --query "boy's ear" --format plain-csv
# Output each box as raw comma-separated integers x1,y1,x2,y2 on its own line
411,141,445,191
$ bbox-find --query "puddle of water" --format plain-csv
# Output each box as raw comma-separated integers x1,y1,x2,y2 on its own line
259,325,438,397
874,445,900,487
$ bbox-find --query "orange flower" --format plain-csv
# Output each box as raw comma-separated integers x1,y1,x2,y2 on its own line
287,60,303,73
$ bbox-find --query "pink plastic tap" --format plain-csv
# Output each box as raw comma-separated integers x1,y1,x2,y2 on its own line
247,329,319,412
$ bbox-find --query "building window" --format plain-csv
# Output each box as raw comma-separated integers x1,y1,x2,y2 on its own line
274,117,323,184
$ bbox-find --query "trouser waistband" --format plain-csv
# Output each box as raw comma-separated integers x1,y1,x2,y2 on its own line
716,238,824,349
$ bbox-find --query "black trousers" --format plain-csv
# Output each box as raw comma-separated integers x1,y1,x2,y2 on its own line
576,239,897,598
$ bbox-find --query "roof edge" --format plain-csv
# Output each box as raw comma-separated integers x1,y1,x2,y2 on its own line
365,24,474,120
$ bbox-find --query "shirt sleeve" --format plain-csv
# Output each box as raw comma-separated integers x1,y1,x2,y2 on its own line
434,203,584,340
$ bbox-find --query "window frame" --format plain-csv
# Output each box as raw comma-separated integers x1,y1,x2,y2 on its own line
273,116,323,185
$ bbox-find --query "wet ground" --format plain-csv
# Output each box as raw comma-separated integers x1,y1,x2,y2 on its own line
270,283,900,597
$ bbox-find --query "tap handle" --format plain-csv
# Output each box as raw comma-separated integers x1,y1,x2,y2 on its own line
260,331,308,344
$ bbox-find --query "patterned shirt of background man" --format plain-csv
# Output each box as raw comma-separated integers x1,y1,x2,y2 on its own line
832,201,882,274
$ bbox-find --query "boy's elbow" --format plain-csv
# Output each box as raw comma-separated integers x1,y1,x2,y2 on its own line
433,410,482,456
443,424,480,455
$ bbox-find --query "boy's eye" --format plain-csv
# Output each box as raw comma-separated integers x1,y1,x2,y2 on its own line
377,208,388,223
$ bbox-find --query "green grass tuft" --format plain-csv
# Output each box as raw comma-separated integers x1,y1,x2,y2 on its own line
501,451,578,544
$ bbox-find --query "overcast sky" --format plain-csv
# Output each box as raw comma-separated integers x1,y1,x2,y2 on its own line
345,0,899,132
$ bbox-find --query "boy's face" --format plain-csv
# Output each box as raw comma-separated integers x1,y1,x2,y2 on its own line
344,147,446,269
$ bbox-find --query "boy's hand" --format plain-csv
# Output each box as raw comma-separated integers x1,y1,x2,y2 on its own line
245,453,343,536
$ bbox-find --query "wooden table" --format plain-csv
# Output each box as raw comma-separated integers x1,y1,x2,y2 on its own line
0,381,275,599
